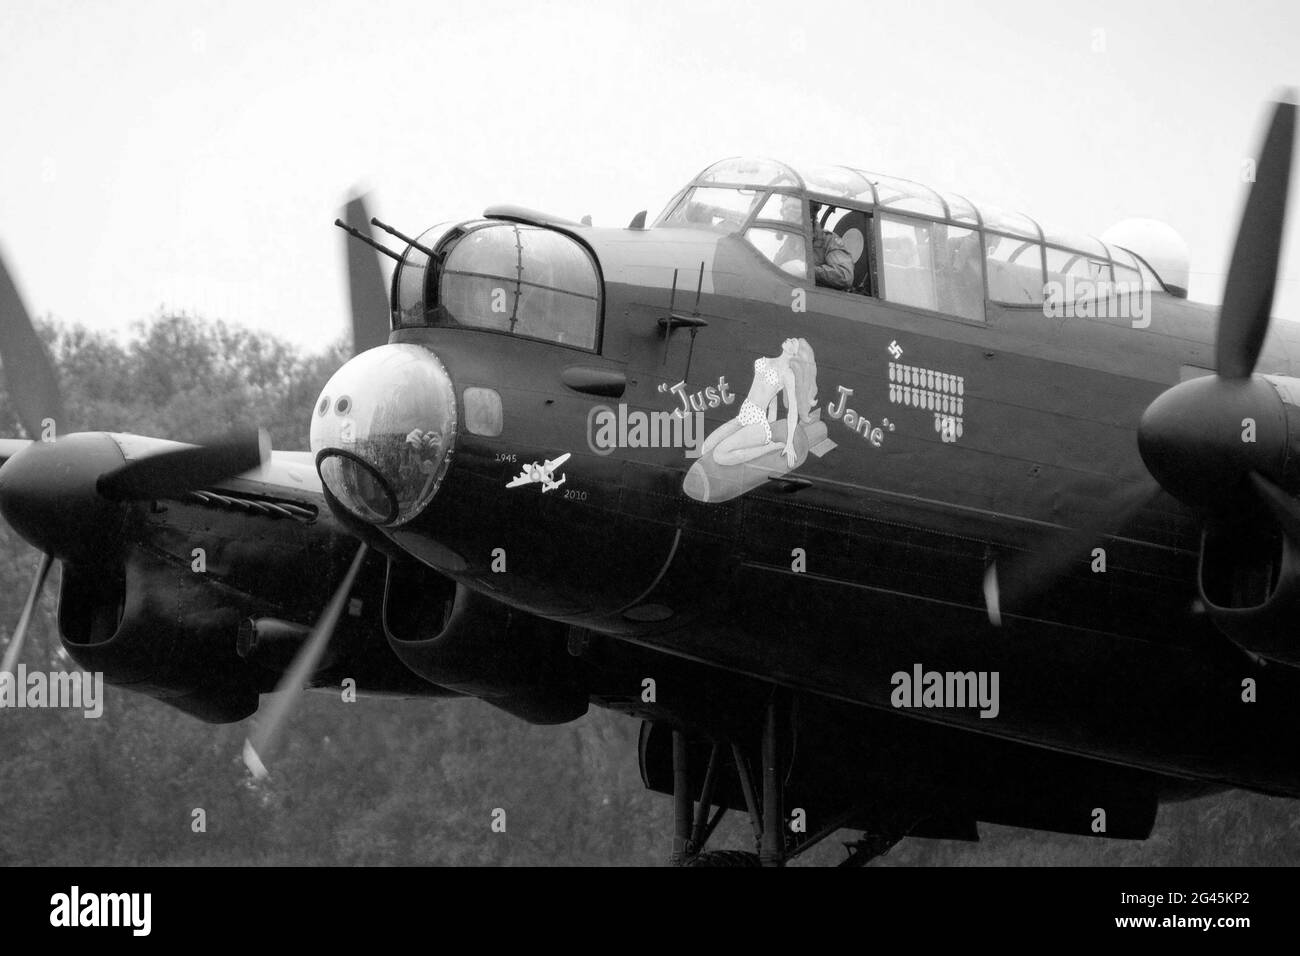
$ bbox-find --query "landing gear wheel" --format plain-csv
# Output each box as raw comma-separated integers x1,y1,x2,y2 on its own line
682,850,762,868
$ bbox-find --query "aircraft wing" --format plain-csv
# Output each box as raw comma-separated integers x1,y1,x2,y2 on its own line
210,447,324,501
545,452,571,470
88,437,326,505
1,433,322,504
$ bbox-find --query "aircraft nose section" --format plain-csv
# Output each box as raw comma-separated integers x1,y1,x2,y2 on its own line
309,344,457,526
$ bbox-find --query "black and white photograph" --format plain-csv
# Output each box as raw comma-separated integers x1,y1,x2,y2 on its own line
1,0,1297,932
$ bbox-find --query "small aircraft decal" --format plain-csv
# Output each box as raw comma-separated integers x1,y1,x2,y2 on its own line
507,453,571,493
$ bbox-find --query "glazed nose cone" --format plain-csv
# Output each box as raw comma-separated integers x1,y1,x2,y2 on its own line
309,344,457,526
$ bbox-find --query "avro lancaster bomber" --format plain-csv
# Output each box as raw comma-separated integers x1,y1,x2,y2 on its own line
0,96,1297,866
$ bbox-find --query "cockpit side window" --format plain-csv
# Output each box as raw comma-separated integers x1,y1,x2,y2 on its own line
659,186,764,232
743,192,810,278
936,225,984,320
746,227,809,279
1045,247,1109,308
880,216,938,312
985,232,1046,305
879,214,984,320
754,192,804,226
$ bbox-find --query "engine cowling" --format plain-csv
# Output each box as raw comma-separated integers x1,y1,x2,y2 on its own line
58,547,266,722
56,514,454,722
1198,524,1300,666
1139,374,1300,508
1138,371,1300,666
383,557,589,724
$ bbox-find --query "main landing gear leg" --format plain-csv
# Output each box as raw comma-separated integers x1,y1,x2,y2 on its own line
760,688,789,868
722,688,791,867
670,730,691,865
668,688,792,867
670,733,730,865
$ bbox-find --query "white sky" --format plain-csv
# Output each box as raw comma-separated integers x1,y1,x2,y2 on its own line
1,0,1298,350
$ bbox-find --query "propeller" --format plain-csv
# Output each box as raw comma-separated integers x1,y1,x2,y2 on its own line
1138,93,1294,500
342,195,390,355
0,189,385,731
1217,96,1295,379
0,250,63,440
0,551,53,683
1,238,272,553
243,543,369,779
0,250,65,678
1247,470,1300,542
1,243,274,690
984,479,1162,626
96,427,270,501
241,191,400,776
987,93,1297,626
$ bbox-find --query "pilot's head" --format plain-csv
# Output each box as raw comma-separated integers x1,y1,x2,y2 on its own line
780,194,803,223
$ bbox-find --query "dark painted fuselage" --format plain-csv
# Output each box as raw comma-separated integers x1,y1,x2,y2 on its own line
381,222,1300,799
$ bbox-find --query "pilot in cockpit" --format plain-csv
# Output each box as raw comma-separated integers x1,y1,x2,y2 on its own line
776,197,854,290
808,202,855,290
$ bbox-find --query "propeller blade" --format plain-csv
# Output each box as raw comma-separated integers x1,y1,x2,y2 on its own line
982,562,1003,628
0,551,54,680
1216,94,1296,378
243,543,369,779
985,479,1162,626
96,427,269,501
1248,470,1300,544
0,251,65,439
343,196,390,356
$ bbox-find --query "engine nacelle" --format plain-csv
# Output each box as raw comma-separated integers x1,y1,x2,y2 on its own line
58,547,268,722
1199,524,1300,666
383,557,589,724
57,528,453,722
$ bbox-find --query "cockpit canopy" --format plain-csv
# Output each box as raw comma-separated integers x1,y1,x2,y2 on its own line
393,219,602,350
656,157,1184,302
